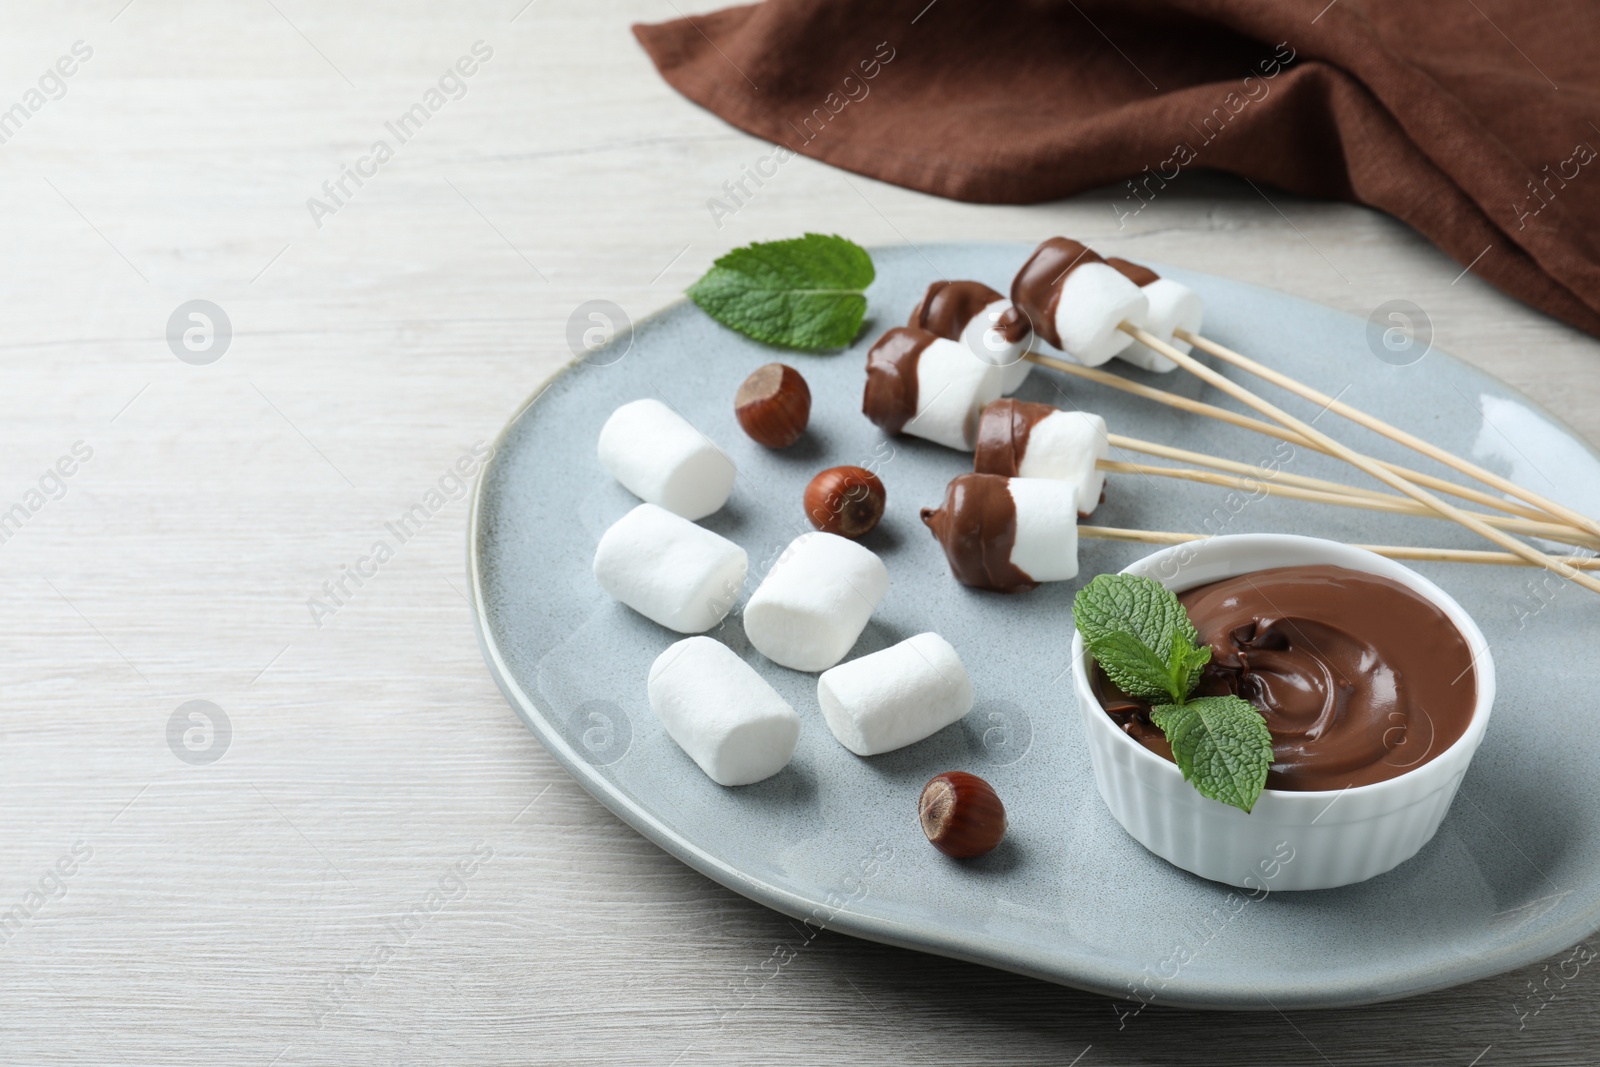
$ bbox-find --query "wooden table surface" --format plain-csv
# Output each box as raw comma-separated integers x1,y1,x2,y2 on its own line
3,1,1596,1062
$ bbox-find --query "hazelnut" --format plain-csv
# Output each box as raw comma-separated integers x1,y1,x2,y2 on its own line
804,466,886,539
918,771,1006,858
734,363,810,448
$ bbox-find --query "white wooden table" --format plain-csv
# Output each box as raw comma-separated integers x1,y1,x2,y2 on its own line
2,2,1596,1062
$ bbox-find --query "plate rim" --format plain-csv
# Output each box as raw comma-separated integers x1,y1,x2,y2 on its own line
467,247,1600,1010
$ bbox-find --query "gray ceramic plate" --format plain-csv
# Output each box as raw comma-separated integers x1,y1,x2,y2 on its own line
469,243,1600,1010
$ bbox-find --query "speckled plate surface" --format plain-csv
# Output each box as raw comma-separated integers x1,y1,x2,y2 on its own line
469,243,1600,1010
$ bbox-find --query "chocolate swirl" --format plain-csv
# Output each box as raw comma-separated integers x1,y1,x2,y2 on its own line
862,326,936,436
920,473,1036,593
997,237,1102,347
909,280,1004,340
1093,564,1478,791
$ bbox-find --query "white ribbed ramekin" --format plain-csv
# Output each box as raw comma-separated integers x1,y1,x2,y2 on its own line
1072,534,1495,892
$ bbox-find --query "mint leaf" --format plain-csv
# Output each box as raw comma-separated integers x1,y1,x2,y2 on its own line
687,234,874,350
1170,630,1212,696
1089,631,1184,702
1077,573,1273,812
1151,696,1274,813
1073,574,1198,663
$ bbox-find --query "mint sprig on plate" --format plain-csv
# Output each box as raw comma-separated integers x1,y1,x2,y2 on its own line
687,234,874,351
1075,574,1274,813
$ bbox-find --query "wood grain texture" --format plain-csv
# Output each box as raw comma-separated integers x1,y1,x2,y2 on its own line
0,1,1596,1062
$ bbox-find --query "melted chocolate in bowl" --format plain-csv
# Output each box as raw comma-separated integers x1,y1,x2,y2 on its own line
1090,564,1478,791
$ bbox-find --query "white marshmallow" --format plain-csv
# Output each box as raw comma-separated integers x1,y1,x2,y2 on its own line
905,337,1006,451
817,633,974,756
1006,477,1081,583
1116,278,1203,373
1016,410,1108,518
960,298,1032,395
648,637,801,785
593,503,747,633
597,398,736,520
1051,263,1149,367
744,532,889,671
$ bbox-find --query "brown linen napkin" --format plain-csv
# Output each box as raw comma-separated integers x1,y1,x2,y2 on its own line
634,0,1600,337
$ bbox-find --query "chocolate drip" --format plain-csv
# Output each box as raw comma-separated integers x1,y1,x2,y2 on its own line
1090,564,1477,791
973,397,1057,478
919,473,1037,593
997,237,1102,347
1105,257,1160,288
915,279,998,342
862,327,936,436
909,280,1004,340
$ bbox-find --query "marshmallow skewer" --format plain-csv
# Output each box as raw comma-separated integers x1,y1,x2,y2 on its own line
896,268,1584,540
996,241,1570,530
972,396,1599,548
1102,257,1201,373
1022,350,1559,526
917,470,1595,594
1115,323,1600,597
1079,525,1600,570
992,241,1600,586
973,399,1108,518
997,239,1147,368
863,326,1004,451
1176,327,1600,544
921,474,1080,593
909,280,1032,394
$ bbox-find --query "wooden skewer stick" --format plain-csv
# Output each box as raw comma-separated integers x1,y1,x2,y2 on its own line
1112,433,1451,506
1105,434,1599,545
1024,351,1559,525
1098,459,1600,549
1115,323,1600,596
1079,525,1600,569
1176,327,1600,541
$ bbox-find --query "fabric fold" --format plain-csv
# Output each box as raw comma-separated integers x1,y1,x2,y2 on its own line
635,0,1600,336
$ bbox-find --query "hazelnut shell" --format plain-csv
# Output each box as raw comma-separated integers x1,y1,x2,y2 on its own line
919,771,1006,858
803,466,886,539
735,363,810,448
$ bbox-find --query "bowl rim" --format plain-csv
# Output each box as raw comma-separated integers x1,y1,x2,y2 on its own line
1070,532,1497,802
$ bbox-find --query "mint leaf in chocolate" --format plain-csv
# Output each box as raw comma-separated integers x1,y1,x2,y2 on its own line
1150,696,1274,814
1075,572,1272,813
1073,573,1198,663
1088,631,1184,702
687,234,874,351
1088,623,1210,705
